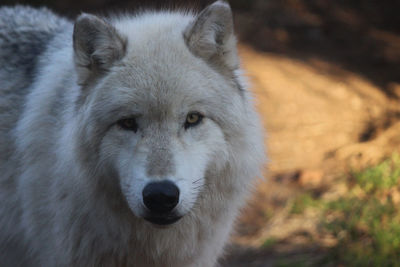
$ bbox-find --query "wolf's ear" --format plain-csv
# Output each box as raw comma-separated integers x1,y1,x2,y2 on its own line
73,14,127,85
184,1,238,70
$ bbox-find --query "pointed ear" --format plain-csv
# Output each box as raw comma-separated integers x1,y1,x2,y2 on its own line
184,1,238,70
73,14,127,85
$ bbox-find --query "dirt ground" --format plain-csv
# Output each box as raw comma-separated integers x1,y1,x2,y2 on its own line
217,2,400,265
221,44,400,266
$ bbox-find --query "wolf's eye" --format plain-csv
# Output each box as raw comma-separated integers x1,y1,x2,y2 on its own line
117,118,138,132
185,112,203,129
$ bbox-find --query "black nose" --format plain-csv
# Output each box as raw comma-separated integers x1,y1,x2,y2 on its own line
142,181,180,214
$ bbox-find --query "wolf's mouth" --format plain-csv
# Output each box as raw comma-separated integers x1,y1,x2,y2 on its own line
144,214,182,226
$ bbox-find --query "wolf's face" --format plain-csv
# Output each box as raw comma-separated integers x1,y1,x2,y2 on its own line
73,1,242,225
94,61,233,225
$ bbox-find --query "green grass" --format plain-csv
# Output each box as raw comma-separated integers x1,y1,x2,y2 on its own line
322,154,400,267
290,193,321,214
260,154,400,266
261,237,277,248
276,257,312,267
354,153,400,193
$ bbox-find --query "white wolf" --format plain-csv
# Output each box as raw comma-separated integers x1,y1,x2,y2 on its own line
0,1,265,266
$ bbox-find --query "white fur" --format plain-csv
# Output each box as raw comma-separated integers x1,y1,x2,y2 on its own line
0,2,265,266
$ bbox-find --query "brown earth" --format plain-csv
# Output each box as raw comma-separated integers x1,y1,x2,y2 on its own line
223,3,400,264
221,45,400,266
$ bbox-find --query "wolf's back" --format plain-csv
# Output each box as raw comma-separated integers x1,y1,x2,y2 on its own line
0,6,69,89
0,6,70,149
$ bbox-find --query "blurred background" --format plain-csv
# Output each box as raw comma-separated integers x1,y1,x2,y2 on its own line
3,0,400,265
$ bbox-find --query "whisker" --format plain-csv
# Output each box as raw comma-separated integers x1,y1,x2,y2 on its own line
192,178,202,185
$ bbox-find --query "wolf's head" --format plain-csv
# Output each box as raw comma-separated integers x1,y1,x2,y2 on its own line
70,1,262,226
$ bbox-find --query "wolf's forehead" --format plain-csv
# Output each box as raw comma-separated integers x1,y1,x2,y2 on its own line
114,12,193,45
106,63,212,115
104,13,231,113
114,12,199,68
115,54,206,95
121,35,196,76
111,52,212,107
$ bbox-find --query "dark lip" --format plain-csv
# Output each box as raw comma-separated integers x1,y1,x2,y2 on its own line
144,215,183,226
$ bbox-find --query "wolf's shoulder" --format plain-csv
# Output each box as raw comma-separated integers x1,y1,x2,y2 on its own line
0,6,71,84
0,5,69,33
0,6,72,137
0,5,71,62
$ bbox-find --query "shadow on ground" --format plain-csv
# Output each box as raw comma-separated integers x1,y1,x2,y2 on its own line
221,244,325,267
233,0,400,99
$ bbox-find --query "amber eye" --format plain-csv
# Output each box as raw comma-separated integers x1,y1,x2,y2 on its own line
117,118,138,132
185,112,203,129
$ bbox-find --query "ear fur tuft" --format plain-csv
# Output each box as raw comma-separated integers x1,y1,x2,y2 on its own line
184,1,238,70
73,14,127,85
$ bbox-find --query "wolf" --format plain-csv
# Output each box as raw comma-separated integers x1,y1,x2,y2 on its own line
0,1,265,266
